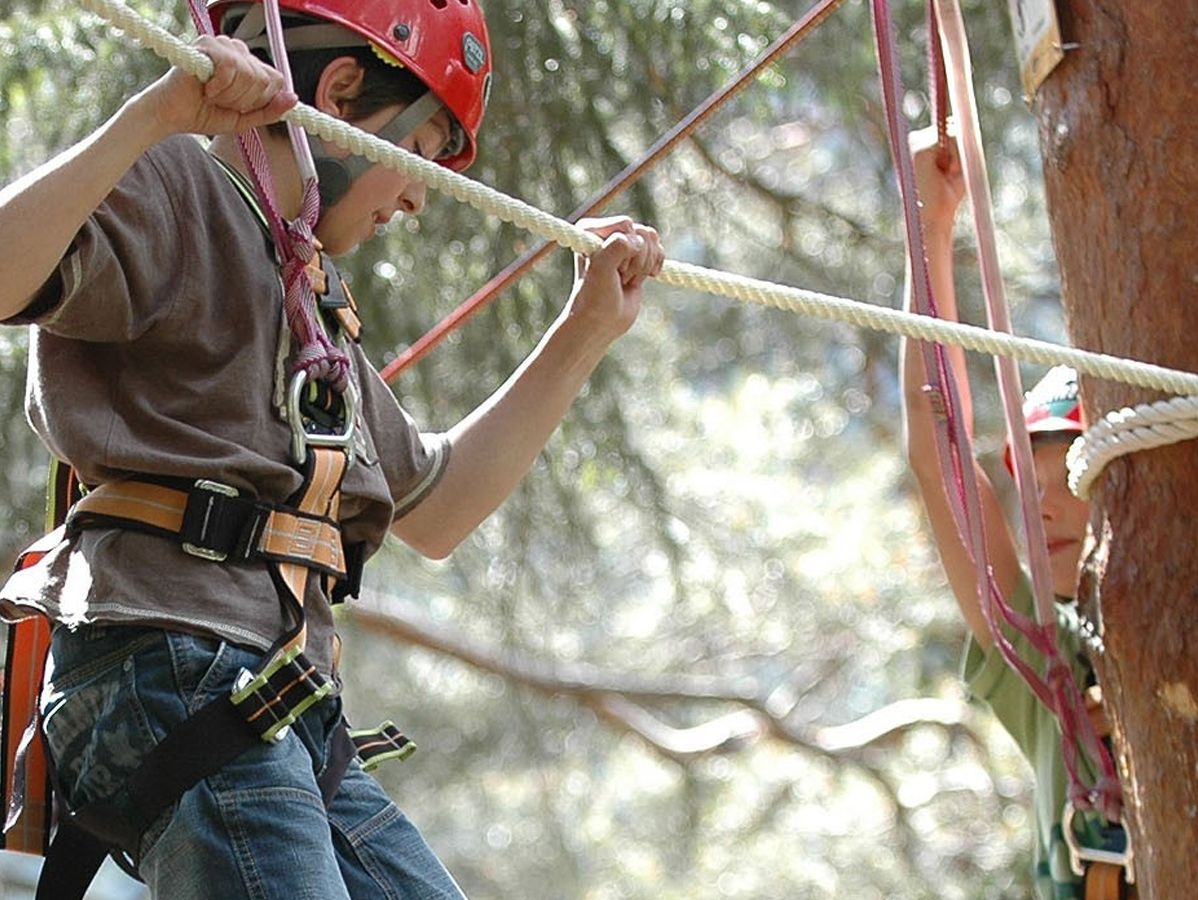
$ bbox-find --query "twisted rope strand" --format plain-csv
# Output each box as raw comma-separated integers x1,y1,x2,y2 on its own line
1068,396,1198,499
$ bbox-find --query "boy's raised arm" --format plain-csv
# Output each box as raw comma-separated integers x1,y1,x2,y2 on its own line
0,35,294,321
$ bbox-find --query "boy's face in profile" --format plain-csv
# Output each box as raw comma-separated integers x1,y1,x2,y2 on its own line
314,104,453,256
1032,437,1090,599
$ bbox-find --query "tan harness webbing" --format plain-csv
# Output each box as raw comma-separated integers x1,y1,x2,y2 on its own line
70,464,347,581
1086,862,1135,900
270,446,346,658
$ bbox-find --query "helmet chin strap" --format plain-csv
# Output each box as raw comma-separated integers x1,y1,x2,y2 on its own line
309,91,444,208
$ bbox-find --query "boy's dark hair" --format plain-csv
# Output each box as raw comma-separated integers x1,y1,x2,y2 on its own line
283,46,428,124
221,9,429,135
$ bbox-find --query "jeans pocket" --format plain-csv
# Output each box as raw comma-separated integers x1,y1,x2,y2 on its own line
161,630,260,713
40,634,159,812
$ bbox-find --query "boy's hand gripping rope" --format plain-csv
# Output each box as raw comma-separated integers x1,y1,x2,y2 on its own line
77,0,1198,484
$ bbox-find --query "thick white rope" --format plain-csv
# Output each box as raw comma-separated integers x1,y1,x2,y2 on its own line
78,0,1198,484
1068,396,1198,499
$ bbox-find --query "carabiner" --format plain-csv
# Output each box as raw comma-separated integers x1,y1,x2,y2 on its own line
287,370,358,466
1062,803,1135,884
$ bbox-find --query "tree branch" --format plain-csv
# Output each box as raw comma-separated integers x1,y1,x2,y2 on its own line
348,590,976,764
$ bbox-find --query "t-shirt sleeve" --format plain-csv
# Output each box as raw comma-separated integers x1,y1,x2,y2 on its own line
960,575,1048,757
6,143,189,340
356,357,451,519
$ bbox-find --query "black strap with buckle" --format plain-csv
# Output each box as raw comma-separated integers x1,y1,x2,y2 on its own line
66,477,359,586
178,479,268,561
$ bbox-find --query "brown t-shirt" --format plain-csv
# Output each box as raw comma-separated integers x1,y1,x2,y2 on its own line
0,135,448,674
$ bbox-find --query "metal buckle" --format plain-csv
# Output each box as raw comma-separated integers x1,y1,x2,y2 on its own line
1062,803,1135,883
287,370,358,466
231,645,333,744
232,667,291,744
182,479,240,561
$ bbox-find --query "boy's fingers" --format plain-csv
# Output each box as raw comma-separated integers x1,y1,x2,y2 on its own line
580,215,635,241
588,233,637,281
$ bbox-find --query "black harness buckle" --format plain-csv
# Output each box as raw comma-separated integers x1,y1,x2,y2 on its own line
180,479,263,562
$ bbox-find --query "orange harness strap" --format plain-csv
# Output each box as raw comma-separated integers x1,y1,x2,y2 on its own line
1086,862,1134,900
1,616,53,854
2,460,80,855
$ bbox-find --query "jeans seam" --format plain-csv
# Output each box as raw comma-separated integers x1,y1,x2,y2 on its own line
333,807,402,900
216,784,329,900
49,631,161,689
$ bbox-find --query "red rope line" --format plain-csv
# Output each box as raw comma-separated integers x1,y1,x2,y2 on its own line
925,0,951,168
379,0,849,383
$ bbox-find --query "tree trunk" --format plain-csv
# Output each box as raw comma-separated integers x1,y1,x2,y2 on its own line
1034,2,1198,895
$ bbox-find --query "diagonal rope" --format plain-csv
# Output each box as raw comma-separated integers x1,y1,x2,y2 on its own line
378,0,850,382
76,0,1198,410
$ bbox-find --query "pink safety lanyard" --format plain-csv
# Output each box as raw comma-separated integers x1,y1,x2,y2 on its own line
932,0,1119,820
872,0,1121,820
187,0,350,392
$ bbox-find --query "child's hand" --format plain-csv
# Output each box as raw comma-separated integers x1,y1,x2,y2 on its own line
141,35,297,140
568,216,665,341
909,124,965,232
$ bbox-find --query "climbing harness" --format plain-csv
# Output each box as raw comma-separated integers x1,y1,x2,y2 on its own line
0,0,481,893
0,223,411,900
1063,802,1137,899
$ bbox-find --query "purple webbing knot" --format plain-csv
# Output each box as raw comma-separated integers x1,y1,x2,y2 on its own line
282,256,351,394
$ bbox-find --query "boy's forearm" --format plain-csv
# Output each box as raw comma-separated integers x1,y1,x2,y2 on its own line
391,309,617,557
900,224,974,437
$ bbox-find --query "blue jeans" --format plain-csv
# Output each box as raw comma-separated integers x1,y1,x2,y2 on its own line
40,624,466,900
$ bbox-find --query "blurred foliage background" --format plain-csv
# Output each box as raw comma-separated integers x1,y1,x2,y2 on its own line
0,0,1072,897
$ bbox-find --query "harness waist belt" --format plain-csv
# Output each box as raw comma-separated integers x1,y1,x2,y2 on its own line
67,478,346,578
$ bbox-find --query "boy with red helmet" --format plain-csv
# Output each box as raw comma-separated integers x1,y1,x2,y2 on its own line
0,1,662,897
900,128,1129,897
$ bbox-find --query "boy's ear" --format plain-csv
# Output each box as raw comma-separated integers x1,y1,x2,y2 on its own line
314,56,367,118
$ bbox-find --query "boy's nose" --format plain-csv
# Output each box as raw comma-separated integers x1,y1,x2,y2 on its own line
398,180,427,215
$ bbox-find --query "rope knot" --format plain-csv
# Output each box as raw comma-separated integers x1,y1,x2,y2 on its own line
284,217,317,259
294,341,351,393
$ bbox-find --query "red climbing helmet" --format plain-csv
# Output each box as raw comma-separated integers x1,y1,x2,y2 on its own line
1003,365,1084,474
209,0,492,171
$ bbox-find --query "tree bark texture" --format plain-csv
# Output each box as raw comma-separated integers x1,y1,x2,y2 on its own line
1034,2,1198,895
